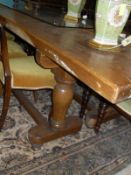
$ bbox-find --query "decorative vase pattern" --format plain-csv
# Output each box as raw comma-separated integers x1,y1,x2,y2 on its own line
94,0,131,46
66,0,86,19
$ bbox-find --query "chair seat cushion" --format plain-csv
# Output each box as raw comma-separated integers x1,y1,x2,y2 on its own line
6,31,15,41
116,99,131,116
0,56,56,89
8,40,27,58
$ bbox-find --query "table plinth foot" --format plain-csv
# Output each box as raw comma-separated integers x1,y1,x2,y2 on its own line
28,116,82,144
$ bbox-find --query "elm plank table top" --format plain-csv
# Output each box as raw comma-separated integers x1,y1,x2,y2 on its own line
0,3,131,144
0,3,131,104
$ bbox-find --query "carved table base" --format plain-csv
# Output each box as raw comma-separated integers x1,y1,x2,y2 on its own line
29,116,82,144
13,65,82,145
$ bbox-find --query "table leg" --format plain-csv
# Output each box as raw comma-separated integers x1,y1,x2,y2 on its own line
28,67,82,144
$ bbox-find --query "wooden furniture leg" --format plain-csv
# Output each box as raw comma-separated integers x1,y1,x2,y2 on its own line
79,86,91,119
95,100,109,132
16,67,82,144
85,99,120,131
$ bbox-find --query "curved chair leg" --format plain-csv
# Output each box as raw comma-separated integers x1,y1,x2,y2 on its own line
0,83,11,130
32,91,38,103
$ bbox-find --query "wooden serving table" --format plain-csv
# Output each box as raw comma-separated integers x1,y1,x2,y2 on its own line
0,3,131,144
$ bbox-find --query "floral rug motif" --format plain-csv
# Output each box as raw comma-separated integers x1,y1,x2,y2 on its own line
0,88,131,175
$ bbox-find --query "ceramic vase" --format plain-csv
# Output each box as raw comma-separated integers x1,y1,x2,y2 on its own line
93,0,131,47
65,0,86,21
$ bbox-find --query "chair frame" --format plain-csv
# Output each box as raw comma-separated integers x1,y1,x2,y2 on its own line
81,86,131,132
0,25,12,129
0,22,55,132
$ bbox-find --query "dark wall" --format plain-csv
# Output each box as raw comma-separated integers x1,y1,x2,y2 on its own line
31,0,96,11
34,0,97,18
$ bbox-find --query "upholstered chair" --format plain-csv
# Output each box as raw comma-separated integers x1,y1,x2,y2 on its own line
94,98,131,132
116,99,131,118
6,31,27,58
80,85,131,132
0,24,56,130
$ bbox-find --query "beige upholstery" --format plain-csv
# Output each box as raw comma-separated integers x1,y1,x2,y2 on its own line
116,99,131,116
0,56,56,89
8,40,27,58
6,31,15,41
6,31,27,57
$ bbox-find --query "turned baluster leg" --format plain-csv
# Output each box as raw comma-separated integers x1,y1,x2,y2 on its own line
50,67,75,128
95,100,109,133
28,67,82,144
79,86,91,119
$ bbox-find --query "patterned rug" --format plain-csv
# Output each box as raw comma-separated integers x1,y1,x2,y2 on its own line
0,87,131,175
